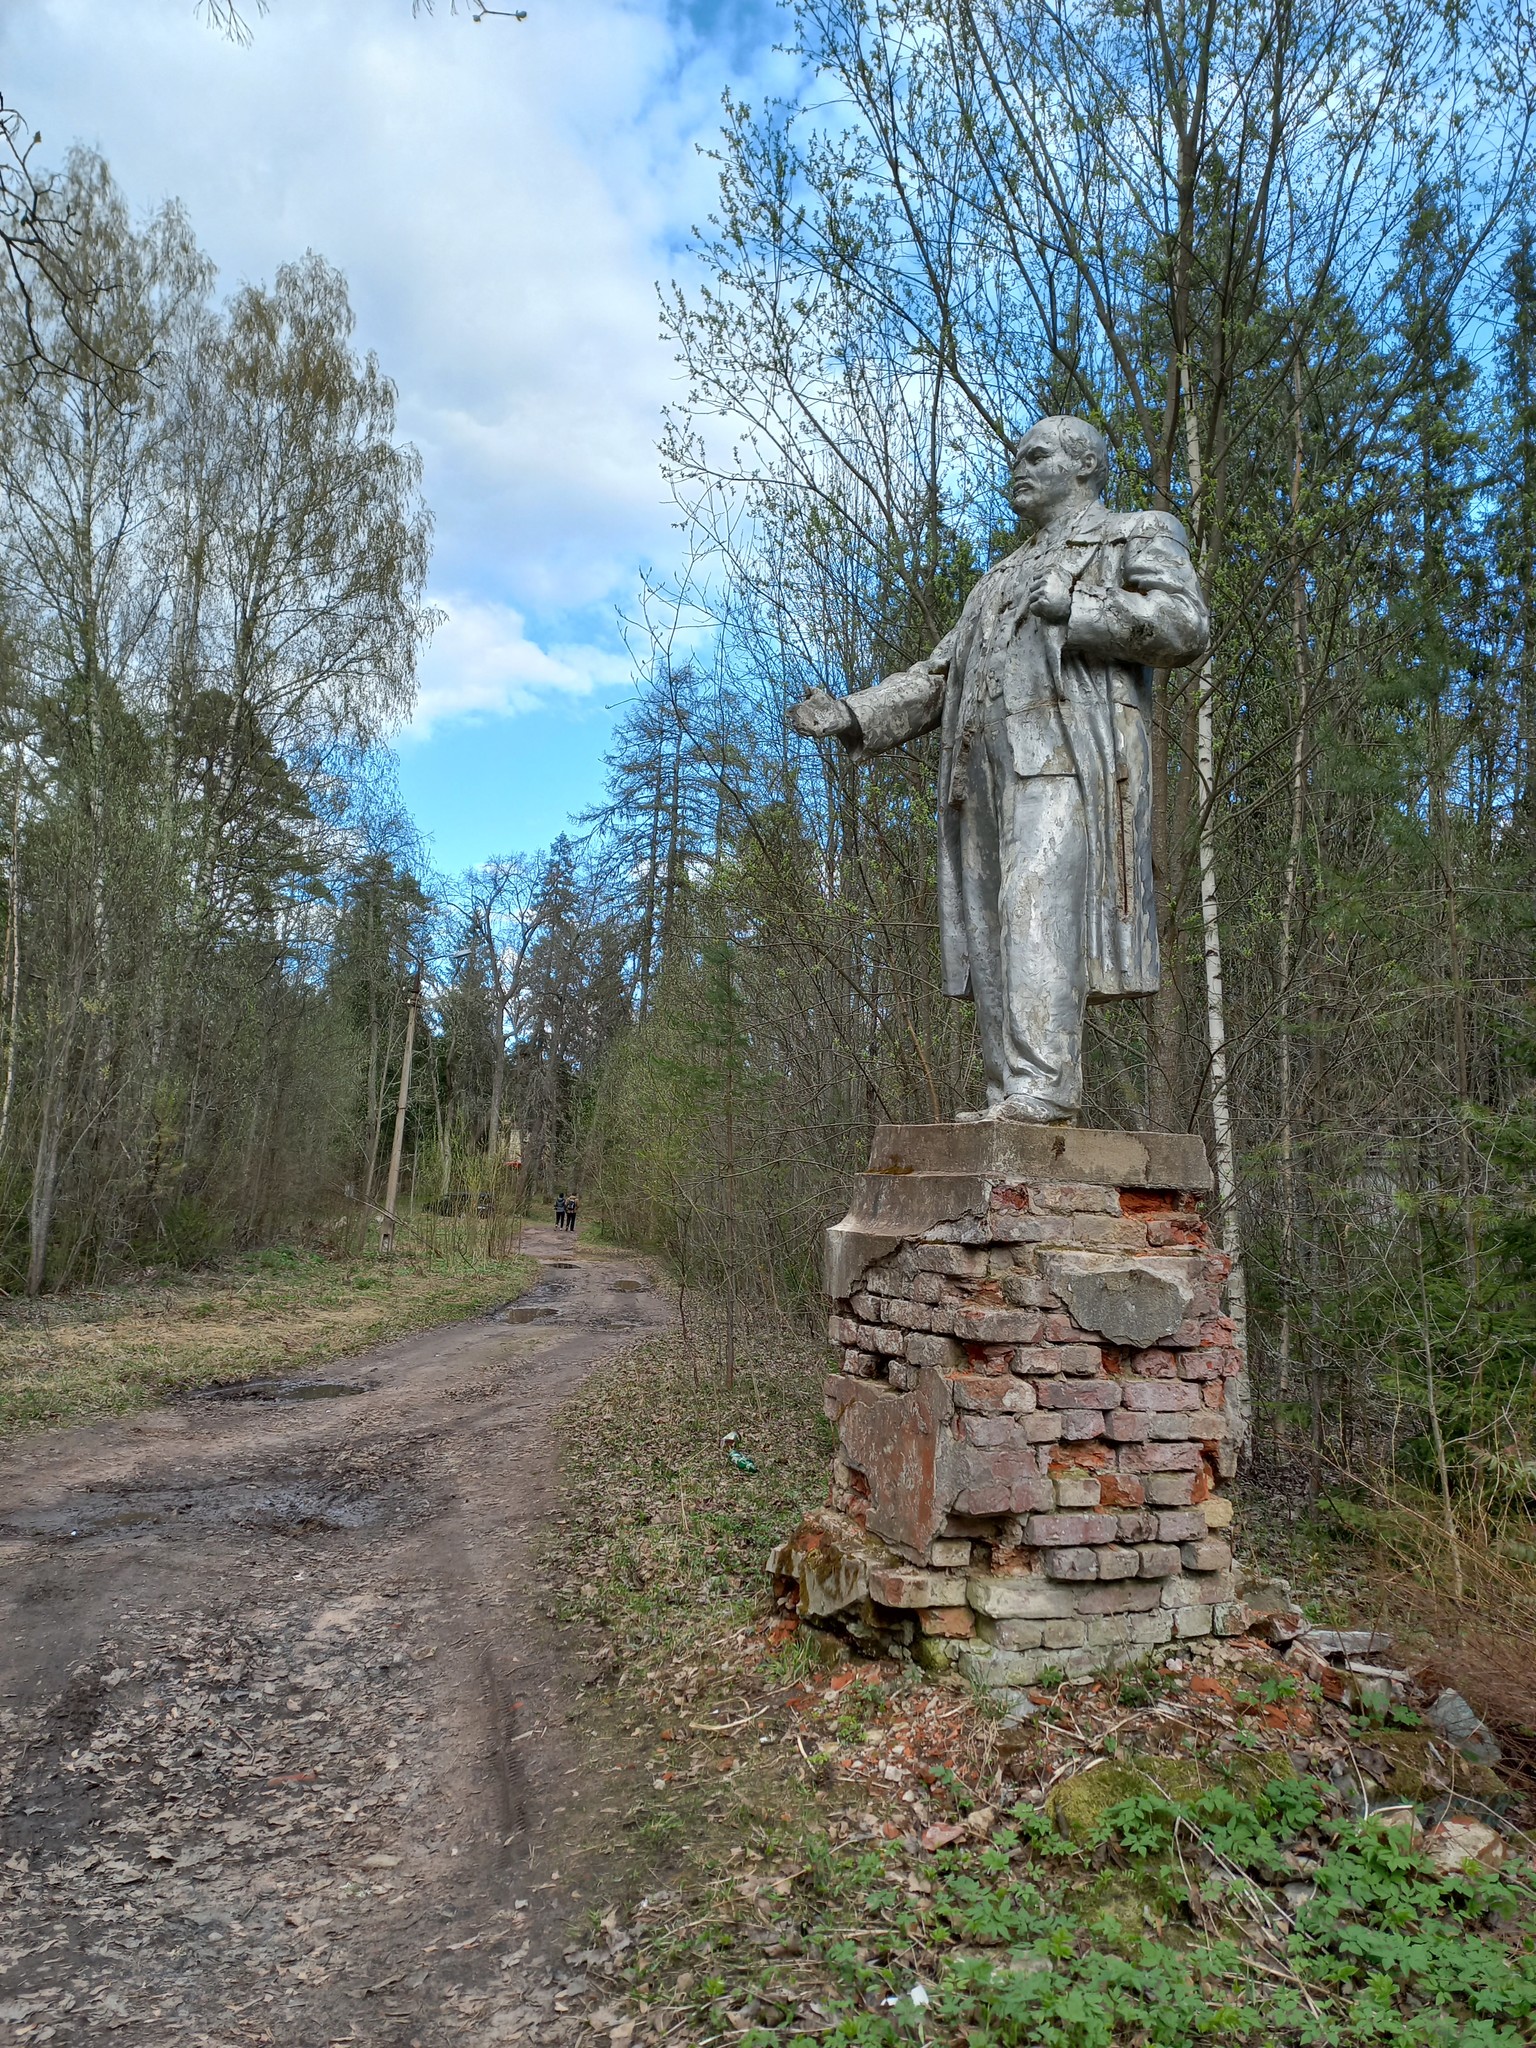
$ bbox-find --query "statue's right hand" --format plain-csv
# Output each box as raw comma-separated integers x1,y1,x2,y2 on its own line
789,688,857,741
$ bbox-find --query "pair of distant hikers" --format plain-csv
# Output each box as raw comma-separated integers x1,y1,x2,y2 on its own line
553,1193,579,1233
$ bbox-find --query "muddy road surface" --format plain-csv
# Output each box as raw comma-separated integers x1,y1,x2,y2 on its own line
0,1231,672,2047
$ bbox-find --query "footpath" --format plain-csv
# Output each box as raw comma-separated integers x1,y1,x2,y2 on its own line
0,1227,670,2047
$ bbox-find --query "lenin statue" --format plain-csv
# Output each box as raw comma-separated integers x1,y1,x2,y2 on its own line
790,416,1209,1125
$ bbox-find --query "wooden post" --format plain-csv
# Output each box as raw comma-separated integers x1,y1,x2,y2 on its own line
378,980,419,1257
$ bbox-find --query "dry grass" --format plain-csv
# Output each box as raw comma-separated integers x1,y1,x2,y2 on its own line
1337,1478,1536,1760
0,1222,536,1436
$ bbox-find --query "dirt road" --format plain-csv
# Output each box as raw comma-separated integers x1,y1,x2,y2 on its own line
0,1230,672,2047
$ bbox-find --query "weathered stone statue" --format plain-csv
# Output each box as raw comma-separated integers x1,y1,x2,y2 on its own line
791,416,1209,1124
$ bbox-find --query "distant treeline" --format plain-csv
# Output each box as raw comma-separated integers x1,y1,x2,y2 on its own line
0,150,437,1290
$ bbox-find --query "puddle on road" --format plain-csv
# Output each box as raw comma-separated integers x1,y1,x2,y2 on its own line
495,1278,572,1325
193,1379,368,1403
612,1279,647,1293
2,1479,381,1544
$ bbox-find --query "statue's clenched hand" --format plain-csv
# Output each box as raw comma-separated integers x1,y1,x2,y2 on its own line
789,688,859,742
1026,560,1074,623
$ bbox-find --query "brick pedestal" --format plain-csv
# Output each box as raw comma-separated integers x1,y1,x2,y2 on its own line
770,1124,1245,1687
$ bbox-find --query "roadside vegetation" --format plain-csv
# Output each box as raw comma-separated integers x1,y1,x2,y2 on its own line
553,1325,1536,2048
0,1219,534,1435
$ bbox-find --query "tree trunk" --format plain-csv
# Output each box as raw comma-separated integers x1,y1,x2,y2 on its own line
1182,366,1249,1442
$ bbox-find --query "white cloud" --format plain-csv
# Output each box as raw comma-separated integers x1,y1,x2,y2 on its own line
409,593,633,736
1,0,793,746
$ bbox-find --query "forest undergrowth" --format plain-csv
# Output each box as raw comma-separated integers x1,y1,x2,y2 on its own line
552,1317,1536,2048
0,1223,535,1435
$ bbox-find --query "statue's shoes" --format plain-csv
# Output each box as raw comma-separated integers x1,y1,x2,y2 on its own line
995,1096,1075,1125
955,1100,1076,1125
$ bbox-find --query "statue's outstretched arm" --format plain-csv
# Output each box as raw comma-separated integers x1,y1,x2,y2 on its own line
788,629,956,759
839,657,949,759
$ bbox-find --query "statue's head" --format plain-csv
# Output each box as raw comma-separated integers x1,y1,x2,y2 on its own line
1009,415,1109,529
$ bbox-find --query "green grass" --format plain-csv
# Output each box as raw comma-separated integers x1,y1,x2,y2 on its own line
0,1229,536,1435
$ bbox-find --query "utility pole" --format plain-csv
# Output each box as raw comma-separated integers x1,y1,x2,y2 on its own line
379,977,420,1257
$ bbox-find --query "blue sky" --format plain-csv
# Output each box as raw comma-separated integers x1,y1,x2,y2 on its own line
1,0,795,872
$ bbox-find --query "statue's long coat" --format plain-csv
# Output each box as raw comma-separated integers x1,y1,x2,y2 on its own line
841,504,1209,1004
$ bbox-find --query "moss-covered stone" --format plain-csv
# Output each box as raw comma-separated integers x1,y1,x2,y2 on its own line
1072,1864,1189,1949
1046,1749,1293,1842
913,1633,956,1675
1365,1727,1506,1805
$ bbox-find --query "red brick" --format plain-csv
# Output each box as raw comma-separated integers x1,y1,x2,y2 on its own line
1076,1577,1163,1613
1121,1380,1201,1412
1030,1182,1120,1215
1044,1312,1089,1343
1147,1219,1204,1247
960,1413,1029,1448
952,1374,1035,1414
1137,1543,1182,1578
1096,1545,1141,1580
1121,1442,1205,1473
1038,1379,1122,1411
1010,1345,1064,1377
1060,1411,1108,1440
1144,1472,1195,1507
1018,1413,1065,1442
1156,1510,1207,1542
961,1342,1015,1374
1174,1349,1223,1380
952,1457,1054,1517
1047,1443,1115,1474
953,1307,1044,1344
1202,1380,1227,1409
1097,1472,1145,1509
916,1605,974,1637
1024,1512,1118,1546
1043,1546,1099,1580
868,1566,967,1608
1128,1346,1179,1378
1103,1409,1151,1442
1148,1411,1227,1441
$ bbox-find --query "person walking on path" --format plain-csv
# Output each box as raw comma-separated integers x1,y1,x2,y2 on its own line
565,1194,579,1235
554,1194,567,1231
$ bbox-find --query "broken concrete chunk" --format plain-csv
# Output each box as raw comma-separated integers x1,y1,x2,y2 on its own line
867,1566,966,1610
1423,1817,1506,1873
1296,1626,1394,1661
1425,1688,1502,1765
1040,1253,1194,1348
